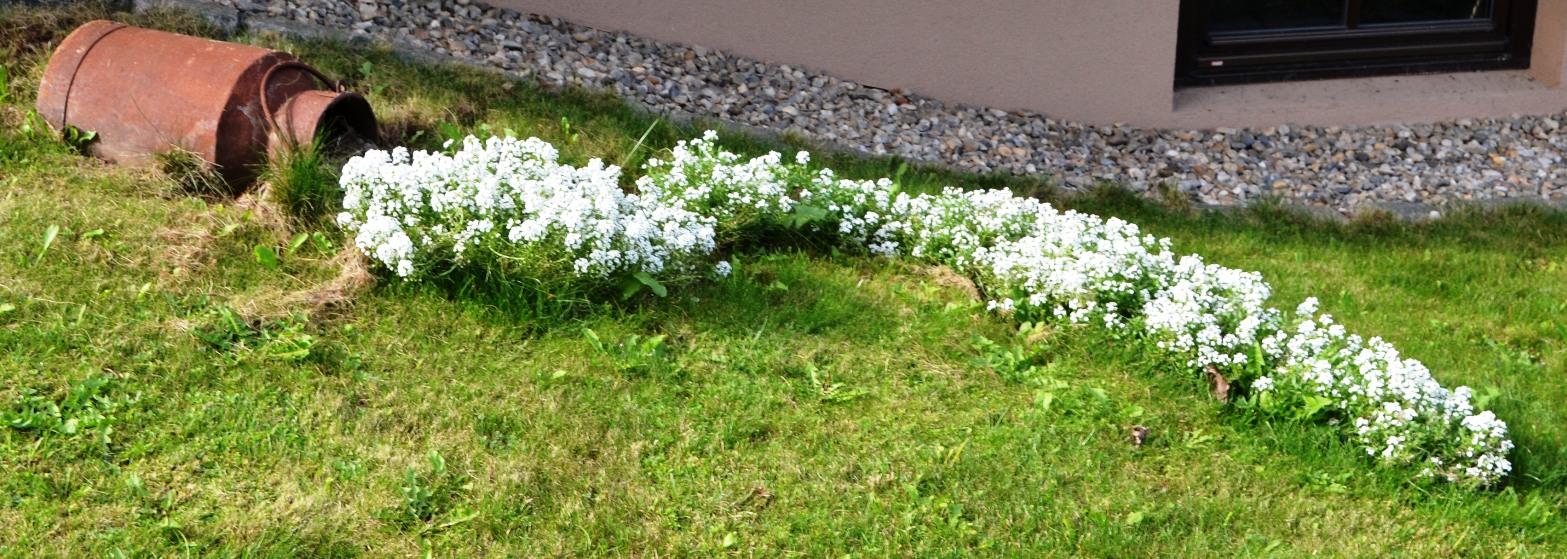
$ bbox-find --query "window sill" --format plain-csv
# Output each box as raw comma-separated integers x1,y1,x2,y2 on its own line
1166,69,1565,128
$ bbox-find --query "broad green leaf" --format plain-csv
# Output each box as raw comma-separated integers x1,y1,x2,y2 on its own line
33,224,59,265
787,204,829,228
287,232,309,254
311,232,334,253
1298,395,1335,421
619,276,646,300
633,271,668,297
253,245,279,268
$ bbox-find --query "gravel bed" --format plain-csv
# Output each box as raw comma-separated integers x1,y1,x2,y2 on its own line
194,0,1567,215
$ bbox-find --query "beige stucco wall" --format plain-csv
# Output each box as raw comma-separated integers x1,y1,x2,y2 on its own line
497,0,1567,127
496,0,1182,124
1531,0,1567,85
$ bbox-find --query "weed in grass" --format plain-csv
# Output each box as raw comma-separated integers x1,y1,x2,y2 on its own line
264,139,341,227
621,270,670,299
559,115,580,146
971,322,1062,385
1151,179,1195,213
0,63,10,106
803,363,869,403
1485,336,1546,376
61,125,97,154
583,327,682,378
474,412,525,452
192,305,316,363
4,374,139,458
972,334,1046,384
15,108,44,139
253,243,280,269
29,223,58,266
124,472,184,538
250,231,333,271
0,107,64,165
355,61,391,98
387,451,475,531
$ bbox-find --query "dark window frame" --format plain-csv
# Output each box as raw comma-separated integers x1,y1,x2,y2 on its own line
1176,0,1538,85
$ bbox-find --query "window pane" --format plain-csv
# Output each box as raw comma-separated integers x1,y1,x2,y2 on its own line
1208,0,1346,33
1361,0,1494,24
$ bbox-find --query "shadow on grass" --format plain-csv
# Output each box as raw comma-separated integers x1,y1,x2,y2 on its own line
1068,185,1567,254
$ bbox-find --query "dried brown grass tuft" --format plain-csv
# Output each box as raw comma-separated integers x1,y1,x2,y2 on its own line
237,247,376,323
922,265,981,301
234,182,292,239
282,247,376,319
154,225,216,283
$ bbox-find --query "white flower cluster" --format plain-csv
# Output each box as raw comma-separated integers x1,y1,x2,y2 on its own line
1271,299,1514,483
337,135,716,282
637,131,801,240
340,131,1512,486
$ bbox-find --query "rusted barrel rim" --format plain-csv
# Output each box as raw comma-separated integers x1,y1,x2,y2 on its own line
259,61,339,133
37,19,129,130
274,89,380,151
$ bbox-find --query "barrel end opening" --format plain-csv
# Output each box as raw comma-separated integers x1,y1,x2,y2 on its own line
313,92,380,154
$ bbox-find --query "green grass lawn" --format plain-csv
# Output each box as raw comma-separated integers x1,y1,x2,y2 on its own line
3,4,1567,557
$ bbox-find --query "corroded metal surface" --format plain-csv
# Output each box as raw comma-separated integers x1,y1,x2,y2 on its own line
36,20,377,192
272,89,377,153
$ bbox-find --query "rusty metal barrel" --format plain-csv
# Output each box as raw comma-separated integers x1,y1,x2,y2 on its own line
36,20,378,192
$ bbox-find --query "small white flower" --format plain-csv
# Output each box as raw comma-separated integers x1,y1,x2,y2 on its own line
1296,296,1320,317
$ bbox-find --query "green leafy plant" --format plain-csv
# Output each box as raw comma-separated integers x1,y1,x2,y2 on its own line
193,306,316,363
474,412,524,451
389,451,475,531
785,204,829,229
276,231,335,260
124,472,183,535
620,270,668,299
264,138,339,226
4,374,139,455
309,230,335,254
804,364,869,404
436,120,465,151
971,323,1054,384
62,126,97,153
559,116,580,145
0,63,11,105
287,232,310,255
253,244,280,269
583,328,679,377
356,61,390,97
31,223,58,266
